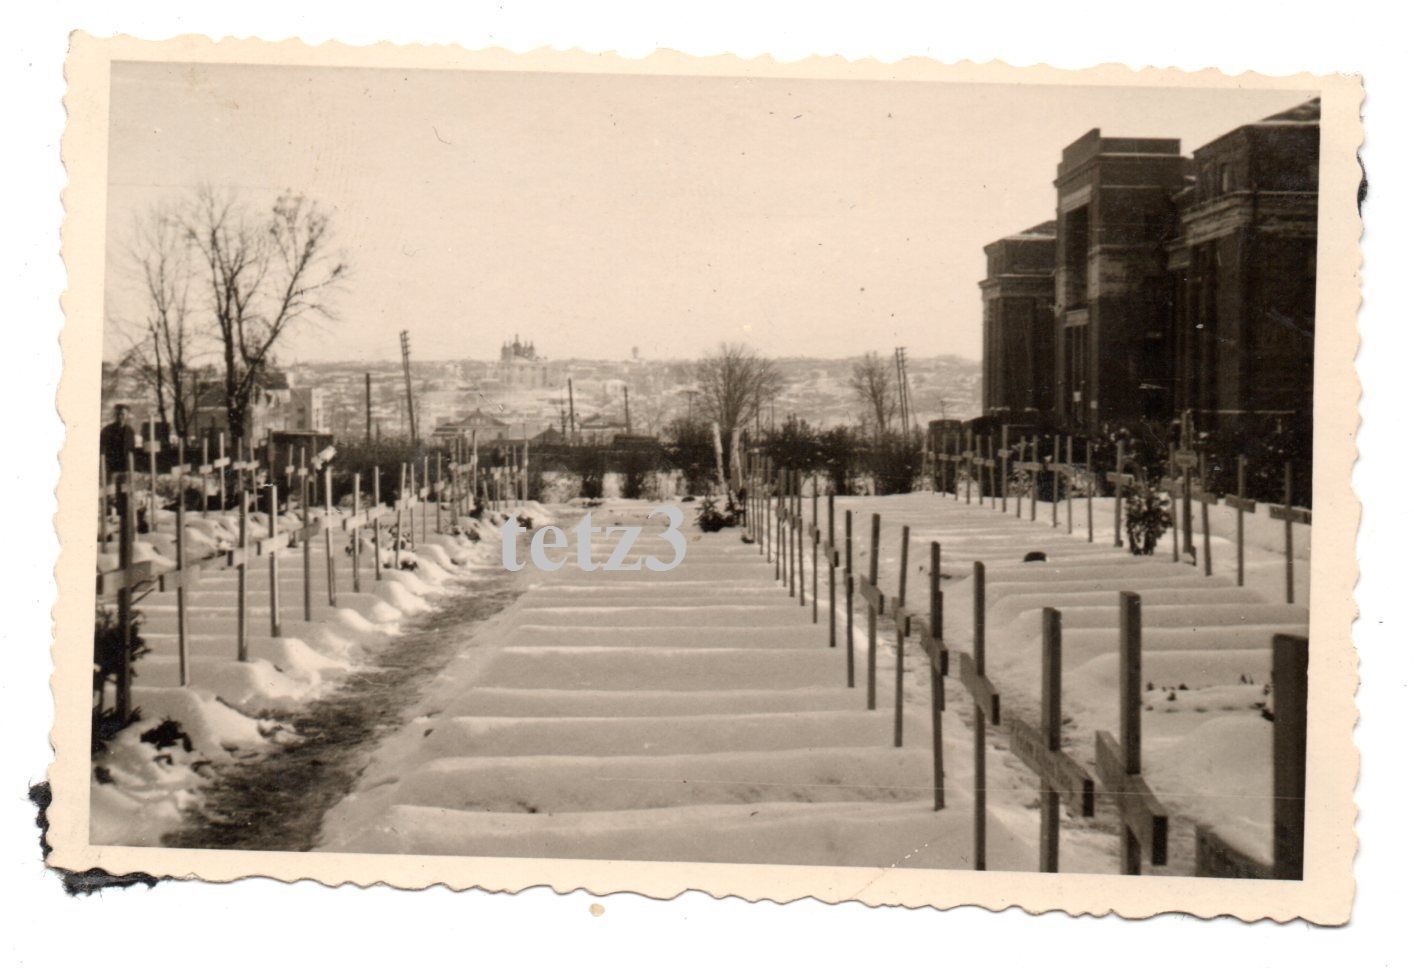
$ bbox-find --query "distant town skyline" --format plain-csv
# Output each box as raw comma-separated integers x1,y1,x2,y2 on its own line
103,64,1312,365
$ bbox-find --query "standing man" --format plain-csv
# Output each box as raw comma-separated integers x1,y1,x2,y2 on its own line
100,404,136,525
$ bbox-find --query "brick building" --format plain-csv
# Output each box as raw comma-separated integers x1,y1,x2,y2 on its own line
979,221,1057,421
977,98,1319,445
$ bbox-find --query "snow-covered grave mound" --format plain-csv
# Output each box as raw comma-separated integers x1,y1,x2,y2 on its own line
92,498,503,846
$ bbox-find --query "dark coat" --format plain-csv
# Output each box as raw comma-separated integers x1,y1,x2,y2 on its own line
100,421,135,475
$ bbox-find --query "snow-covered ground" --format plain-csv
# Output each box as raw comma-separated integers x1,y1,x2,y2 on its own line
317,500,1115,871
90,498,555,847
829,488,1310,868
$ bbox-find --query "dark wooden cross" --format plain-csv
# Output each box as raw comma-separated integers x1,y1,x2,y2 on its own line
1192,452,1221,577
1173,412,1200,559
997,427,1011,514
862,512,884,711
1224,455,1258,587
1105,439,1136,549
1268,461,1311,605
1094,592,1169,873
919,542,949,810
982,435,997,509
1016,437,1043,522
1007,606,1096,871
1194,634,1308,879
889,526,911,747
960,561,1001,870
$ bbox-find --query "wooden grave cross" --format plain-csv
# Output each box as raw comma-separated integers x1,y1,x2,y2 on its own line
1094,592,1169,873
997,427,1011,514
1223,455,1258,587
1015,437,1043,522
922,542,948,810
1174,412,1200,559
843,508,856,689
1007,607,1096,872
982,436,997,509
1105,439,1136,549
1194,634,1308,879
1268,461,1311,606
889,526,911,747
1191,452,1220,577
861,512,884,709
810,488,820,624
959,561,1001,870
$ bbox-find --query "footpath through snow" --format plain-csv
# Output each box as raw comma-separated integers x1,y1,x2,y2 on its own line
318,499,1101,870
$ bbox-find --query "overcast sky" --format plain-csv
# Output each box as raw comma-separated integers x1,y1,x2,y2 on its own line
103,63,1312,363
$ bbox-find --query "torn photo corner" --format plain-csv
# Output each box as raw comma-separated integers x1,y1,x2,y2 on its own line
50,33,1361,922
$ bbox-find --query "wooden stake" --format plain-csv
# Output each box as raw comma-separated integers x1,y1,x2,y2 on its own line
929,542,945,810
1272,634,1309,880
893,525,910,748
1226,455,1256,587
237,489,249,662
845,508,855,688
867,512,881,710
324,466,337,607
267,483,281,638
973,560,987,870
116,455,137,719
373,466,384,582
175,480,190,687
352,472,362,593
811,484,819,624
1039,607,1062,871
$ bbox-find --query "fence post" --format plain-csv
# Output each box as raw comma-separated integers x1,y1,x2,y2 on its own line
893,525,910,748
867,512,881,711
237,490,249,662
1040,607,1062,872
1029,437,1039,522
973,560,987,870
1272,634,1309,880
845,508,855,688
267,483,281,638
929,541,945,810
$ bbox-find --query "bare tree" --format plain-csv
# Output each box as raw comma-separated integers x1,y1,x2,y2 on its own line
113,206,204,438
694,342,784,445
850,351,898,438
183,187,347,442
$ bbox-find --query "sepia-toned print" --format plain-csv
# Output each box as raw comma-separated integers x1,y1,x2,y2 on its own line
50,36,1362,922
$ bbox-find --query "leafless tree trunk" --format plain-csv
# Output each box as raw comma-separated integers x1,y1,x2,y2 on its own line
850,351,898,438
695,342,784,445
183,186,347,443
114,206,202,438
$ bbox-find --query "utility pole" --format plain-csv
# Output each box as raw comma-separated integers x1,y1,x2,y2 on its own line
399,330,418,441
567,377,578,444
364,372,373,443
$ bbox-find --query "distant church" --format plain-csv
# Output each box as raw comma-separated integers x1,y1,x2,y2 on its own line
496,335,551,389
500,335,538,363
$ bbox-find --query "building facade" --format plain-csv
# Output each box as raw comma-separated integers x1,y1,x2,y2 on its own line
978,98,1319,443
979,221,1057,420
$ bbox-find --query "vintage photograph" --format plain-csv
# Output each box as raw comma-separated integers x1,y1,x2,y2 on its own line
50,38,1361,919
